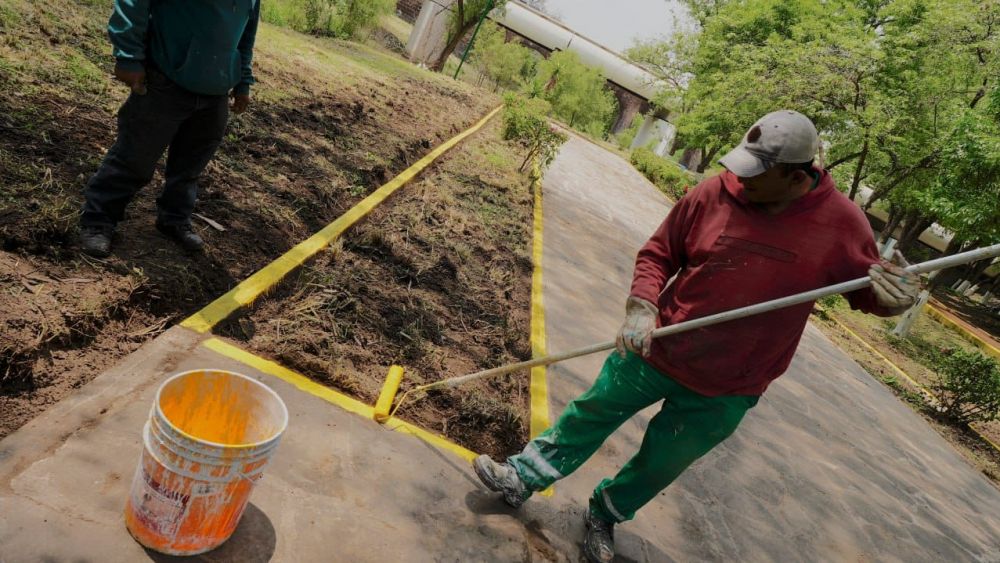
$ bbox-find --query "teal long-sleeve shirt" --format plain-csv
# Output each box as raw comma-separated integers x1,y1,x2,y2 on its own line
109,0,260,96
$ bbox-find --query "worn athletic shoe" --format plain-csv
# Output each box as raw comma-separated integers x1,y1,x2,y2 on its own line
583,510,615,563
473,455,531,508
80,225,113,257
156,222,204,252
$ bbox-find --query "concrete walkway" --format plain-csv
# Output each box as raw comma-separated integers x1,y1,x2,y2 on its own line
3,133,1000,562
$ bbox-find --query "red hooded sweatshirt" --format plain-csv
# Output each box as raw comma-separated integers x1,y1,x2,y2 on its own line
630,169,890,397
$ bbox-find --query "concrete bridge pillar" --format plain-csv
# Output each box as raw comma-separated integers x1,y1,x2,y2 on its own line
608,83,648,134
630,115,675,157
406,0,455,65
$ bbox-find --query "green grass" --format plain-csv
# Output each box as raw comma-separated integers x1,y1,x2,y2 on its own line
822,295,981,384
0,2,22,28
379,13,413,45
61,50,107,94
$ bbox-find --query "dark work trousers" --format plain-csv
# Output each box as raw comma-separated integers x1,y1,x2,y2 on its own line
81,69,229,229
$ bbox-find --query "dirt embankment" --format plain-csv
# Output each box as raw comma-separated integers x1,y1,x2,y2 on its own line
0,0,496,437
232,119,535,458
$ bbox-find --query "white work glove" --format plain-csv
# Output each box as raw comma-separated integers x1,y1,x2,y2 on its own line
616,296,659,358
868,250,920,311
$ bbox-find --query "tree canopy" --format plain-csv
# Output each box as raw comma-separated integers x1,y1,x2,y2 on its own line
637,0,999,249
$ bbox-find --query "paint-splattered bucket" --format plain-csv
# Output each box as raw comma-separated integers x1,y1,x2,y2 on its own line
124,369,288,555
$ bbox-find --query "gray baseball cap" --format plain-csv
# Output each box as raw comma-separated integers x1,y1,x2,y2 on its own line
719,110,820,177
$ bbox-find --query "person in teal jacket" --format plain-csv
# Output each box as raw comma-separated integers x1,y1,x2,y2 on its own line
80,0,260,257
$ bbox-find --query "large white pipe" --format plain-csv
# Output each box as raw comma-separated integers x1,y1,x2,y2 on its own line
425,242,1000,391
492,2,666,100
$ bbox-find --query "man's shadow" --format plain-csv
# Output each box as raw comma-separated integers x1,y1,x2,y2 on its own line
464,488,676,562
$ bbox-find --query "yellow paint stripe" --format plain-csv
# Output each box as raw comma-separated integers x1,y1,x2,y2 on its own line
819,308,937,404
529,164,550,440
381,419,477,462
925,305,1000,361
201,338,478,461
529,162,554,497
203,337,373,418
818,309,1000,457
182,106,503,333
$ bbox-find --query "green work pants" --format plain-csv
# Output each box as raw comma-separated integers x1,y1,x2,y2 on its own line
508,351,758,523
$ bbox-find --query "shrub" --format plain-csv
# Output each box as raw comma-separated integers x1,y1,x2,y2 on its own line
528,51,617,138
332,0,394,39
817,294,845,309
630,147,693,200
614,114,644,151
501,93,568,172
260,0,392,38
933,349,1000,424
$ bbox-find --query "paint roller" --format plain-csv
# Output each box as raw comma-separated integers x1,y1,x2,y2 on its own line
372,242,1000,424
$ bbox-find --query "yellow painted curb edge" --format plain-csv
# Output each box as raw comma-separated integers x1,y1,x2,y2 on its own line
202,338,478,462
925,304,1000,362
816,308,1000,458
529,160,554,497
181,105,503,334
821,309,938,405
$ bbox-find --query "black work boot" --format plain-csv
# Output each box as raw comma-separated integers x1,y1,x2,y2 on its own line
80,225,113,257
156,222,204,252
583,510,615,563
473,455,531,508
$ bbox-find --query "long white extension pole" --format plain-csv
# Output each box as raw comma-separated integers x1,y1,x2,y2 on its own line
416,243,1000,393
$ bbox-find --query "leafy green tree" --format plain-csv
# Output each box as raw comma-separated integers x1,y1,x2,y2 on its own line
261,0,393,38
626,31,697,116
432,0,509,72
528,51,618,137
659,0,999,225
470,21,537,91
934,349,1000,425
333,0,395,39
501,93,568,171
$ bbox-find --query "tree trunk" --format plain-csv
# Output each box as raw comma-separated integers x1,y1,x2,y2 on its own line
519,146,538,172
431,1,469,73
847,135,869,203
929,238,966,291
679,148,700,170
964,258,995,290
670,135,685,156
981,274,1000,303
696,145,720,173
896,212,931,253
863,180,896,211
877,204,902,245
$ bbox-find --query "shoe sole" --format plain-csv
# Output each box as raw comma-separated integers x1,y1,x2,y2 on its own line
473,456,502,493
583,515,615,563
473,456,526,508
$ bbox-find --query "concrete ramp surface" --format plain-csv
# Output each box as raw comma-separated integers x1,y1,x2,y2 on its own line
3,133,1000,562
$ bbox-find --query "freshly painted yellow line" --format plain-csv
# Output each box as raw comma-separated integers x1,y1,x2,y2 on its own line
970,423,1000,453
381,419,477,462
203,337,374,418
529,163,554,497
182,106,503,334
925,304,1000,361
819,310,1000,456
529,165,550,440
201,338,479,461
820,309,937,404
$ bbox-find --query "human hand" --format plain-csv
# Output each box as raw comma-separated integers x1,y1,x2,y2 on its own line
869,250,920,311
114,64,146,95
615,296,658,358
230,92,250,114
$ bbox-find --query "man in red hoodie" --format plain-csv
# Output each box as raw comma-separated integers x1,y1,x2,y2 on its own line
473,110,920,562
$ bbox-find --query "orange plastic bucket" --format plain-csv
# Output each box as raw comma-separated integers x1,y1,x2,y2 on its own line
124,369,288,555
